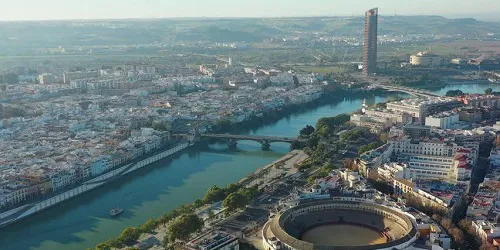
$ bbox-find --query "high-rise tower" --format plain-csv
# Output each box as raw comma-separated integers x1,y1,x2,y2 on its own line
363,8,378,75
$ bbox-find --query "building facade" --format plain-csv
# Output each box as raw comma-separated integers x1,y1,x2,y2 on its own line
425,112,459,129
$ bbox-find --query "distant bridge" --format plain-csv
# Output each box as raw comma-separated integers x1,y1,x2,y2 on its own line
200,133,306,150
373,84,440,98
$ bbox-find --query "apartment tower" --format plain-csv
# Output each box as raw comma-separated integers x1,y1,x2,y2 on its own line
363,8,378,75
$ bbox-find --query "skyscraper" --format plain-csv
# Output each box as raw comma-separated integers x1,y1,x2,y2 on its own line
363,8,378,75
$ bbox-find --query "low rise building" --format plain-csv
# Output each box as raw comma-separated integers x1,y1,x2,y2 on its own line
38,73,56,84
457,94,500,109
458,108,483,123
63,71,101,84
377,162,408,182
410,52,442,67
425,111,459,129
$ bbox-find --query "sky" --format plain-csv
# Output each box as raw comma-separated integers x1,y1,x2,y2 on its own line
0,0,499,21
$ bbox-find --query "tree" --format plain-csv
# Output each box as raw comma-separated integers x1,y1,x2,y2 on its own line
167,214,203,242
140,218,158,234
117,227,141,246
431,214,442,222
215,119,232,131
299,125,315,136
152,122,168,131
226,183,241,194
203,185,227,203
379,133,388,143
162,235,171,249
316,125,330,137
223,192,247,214
485,88,493,94
450,227,465,245
95,243,111,250
358,141,384,155
307,135,320,148
222,187,258,214
315,114,349,131
193,199,204,209
446,89,464,97
340,129,363,141
480,243,497,250
343,159,356,170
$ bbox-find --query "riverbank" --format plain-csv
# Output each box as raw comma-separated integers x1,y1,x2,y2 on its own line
242,150,308,189
121,150,309,250
0,142,192,229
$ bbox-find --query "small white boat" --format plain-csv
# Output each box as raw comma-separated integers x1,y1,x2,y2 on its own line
110,208,123,217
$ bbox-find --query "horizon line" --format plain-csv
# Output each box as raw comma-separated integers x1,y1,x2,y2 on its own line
0,13,497,23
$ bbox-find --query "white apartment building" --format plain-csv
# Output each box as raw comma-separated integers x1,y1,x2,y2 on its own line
391,137,455,157
70,78,137,90
390,136,475,182
407,155,457,182
425,112,459,129
350,114,392,131
377,162,409,181
386,98,462,124
364,109,413,124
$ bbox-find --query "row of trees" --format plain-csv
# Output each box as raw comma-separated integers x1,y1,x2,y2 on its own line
446,89,465,97
93,182,252,250
485,88,500,96
315,114,350,134
405,193,495,250
392,73,444,88
358,141,384,155
446,88,499,97
339,128,363,141
307,162,335,183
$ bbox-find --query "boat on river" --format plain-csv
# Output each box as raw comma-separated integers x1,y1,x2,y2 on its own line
109,208,123,217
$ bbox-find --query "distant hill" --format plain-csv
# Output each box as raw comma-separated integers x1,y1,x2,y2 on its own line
0,16,498,52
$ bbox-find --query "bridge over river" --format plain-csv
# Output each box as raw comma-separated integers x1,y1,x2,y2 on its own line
373,84,440,98
199,133,306,150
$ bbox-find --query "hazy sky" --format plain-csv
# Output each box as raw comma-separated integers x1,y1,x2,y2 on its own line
1,0,499,21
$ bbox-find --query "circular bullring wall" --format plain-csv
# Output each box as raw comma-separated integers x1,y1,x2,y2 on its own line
267,198,418,250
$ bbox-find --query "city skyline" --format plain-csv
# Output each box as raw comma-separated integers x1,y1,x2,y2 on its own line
1,0,499,21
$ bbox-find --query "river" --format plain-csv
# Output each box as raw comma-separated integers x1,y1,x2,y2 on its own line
0,83,497,250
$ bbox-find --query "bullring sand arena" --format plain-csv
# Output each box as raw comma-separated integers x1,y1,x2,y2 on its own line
263,198,418,250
